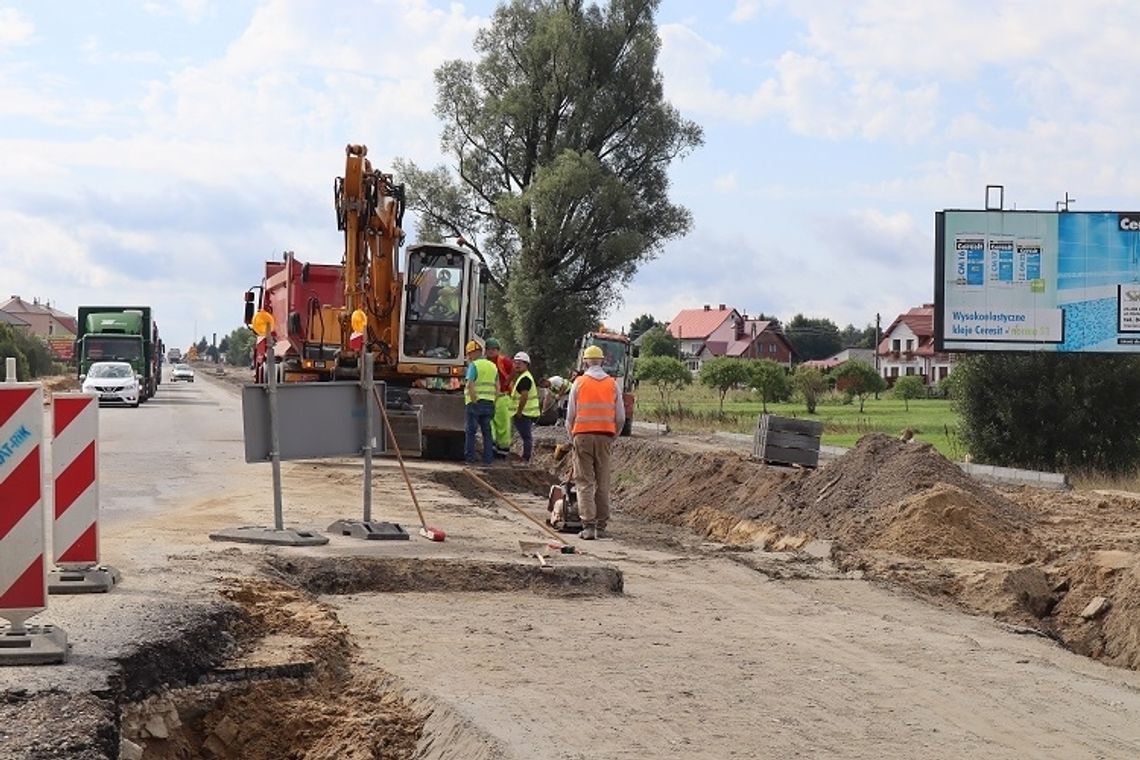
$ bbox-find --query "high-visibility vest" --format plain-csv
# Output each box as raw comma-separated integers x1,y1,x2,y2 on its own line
512,370,541,418
469,358,498,403
571,374,618,435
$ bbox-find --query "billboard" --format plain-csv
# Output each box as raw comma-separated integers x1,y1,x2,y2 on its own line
936,210,1140,352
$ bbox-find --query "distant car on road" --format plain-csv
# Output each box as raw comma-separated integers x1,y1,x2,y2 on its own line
170,364,195,383
81,361,140,407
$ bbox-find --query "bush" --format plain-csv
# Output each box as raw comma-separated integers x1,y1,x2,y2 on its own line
954,353,1140,474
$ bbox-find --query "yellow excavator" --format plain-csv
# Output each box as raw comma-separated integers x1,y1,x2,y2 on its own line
333,144,489,458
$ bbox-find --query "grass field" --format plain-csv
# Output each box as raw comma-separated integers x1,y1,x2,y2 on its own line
635,385,964,458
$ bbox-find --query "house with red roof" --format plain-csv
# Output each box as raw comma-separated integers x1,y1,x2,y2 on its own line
667,304,794,371
877,303,956,385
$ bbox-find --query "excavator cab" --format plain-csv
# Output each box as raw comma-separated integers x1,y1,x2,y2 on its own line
399,242,484,364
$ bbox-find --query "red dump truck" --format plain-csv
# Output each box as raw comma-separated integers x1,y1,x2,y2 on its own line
250,252,345,383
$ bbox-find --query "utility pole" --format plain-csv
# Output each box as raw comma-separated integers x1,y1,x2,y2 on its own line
874,312,882,399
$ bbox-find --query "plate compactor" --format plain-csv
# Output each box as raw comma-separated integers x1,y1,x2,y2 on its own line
546,478,583,533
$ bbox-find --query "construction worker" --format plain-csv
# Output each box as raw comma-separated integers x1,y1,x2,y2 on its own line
464,340,498,466
484,338,514,457
538,374,573,422
565,345,625,540
510,351,541,463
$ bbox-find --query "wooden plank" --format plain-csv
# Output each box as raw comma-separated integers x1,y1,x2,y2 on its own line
759,445,820,468
763,415,824,437
761,430,822,451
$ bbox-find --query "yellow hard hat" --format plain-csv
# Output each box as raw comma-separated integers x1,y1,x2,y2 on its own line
465,340,482,354
583,345,604,360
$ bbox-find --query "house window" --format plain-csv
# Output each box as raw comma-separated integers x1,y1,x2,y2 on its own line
687,359,700,372
768,344,776,353
906,366,915,375
891,339,901,352
891,367,899,378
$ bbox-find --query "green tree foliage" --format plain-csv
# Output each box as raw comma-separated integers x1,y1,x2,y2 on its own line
839,323,877,349
196,337,209,355
698,357,749,413
953,354,1140,474
832,360,885,413
785,314,843,361
792,364,828,414
0,324,53,380
892,375,926,411
395,0,702,373
224,327,256,368
747,359,790,414
635,355,690,417
639,325,679,358
628,313,659,342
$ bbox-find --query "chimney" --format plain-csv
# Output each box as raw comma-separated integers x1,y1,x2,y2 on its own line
703,304,710,311
718,304,726,311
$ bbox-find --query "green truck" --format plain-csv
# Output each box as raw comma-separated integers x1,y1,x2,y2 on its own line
76,306,163,401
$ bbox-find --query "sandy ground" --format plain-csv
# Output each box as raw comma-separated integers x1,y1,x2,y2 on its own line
8,369,1140,758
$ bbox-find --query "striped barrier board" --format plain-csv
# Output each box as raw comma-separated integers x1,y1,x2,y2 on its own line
49,393,119,594
0,382,67,664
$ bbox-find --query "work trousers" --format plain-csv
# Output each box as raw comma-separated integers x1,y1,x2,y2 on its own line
572,432,614,529
465,400,495,465
513,415,537,461
492,394,513,449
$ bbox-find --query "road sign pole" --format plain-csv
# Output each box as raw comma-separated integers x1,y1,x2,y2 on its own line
362,355,373,523
267,335,284,532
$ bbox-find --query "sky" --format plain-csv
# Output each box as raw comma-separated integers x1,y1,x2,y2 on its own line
5,0,1140,353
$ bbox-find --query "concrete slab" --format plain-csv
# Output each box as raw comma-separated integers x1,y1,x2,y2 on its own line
208,526,330,546
48,565,122,594
326,519,411,541
0,625,68,666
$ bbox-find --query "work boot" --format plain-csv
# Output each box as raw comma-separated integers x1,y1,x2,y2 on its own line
579,526,596,540
595,527,609,539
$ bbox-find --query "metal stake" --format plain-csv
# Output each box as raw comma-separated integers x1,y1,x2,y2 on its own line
362,354,373,523
266,335,284,531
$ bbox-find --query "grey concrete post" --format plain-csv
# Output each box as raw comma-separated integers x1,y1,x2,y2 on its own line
4,357,15,383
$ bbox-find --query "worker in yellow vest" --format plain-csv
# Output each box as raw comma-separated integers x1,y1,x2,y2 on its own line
510,351,541,463
464,340,498,466
565,345,625,539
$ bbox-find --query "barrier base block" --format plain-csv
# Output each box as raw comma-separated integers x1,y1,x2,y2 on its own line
327,519,411,541
208,526,330,546
48,565,121,594
0,624,68,666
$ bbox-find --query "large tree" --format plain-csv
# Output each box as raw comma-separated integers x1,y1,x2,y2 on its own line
628,313,659,342
395,0,702,373
785,314,843,362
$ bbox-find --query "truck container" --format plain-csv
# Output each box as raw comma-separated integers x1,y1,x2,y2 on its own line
75,306,162,401
250,252,346,383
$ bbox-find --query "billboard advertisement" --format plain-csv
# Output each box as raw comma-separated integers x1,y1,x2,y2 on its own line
935,210,1140,352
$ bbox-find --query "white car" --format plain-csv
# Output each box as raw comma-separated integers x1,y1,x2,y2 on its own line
170,364,195,382
81,361,140,407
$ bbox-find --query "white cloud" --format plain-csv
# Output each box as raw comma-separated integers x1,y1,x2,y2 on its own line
142,0,211,24
713,172,738,192
0,8,34,48
730,0,761,23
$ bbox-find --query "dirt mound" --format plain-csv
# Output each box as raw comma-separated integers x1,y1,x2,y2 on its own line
868,483,1040,563
594,433,1033,558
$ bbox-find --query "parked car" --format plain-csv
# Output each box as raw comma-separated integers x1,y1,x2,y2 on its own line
170,364,195,382
81,361,140,407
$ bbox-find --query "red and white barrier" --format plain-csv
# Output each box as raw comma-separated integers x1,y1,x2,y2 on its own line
52,394,99,568
0,383,47,628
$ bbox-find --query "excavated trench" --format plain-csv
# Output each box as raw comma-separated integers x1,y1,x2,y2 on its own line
109,548,620,760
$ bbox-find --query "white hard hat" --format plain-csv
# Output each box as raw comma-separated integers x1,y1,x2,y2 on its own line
513,351,530,363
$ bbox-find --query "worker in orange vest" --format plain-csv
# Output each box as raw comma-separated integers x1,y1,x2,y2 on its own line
564,345,625,540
